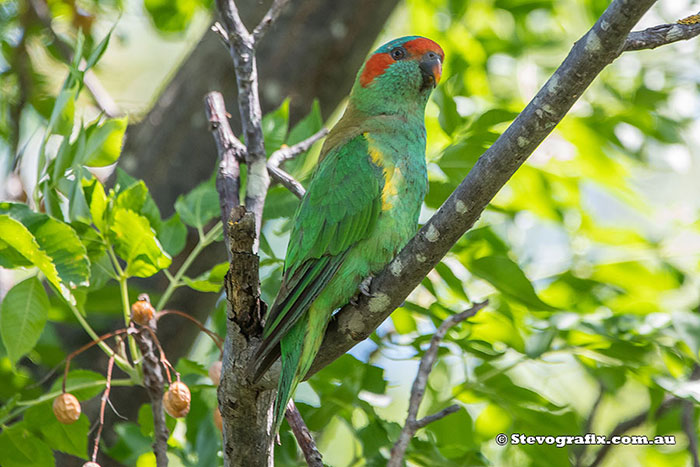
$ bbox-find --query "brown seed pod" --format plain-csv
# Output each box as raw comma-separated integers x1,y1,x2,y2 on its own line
53,393,81,424
208,361,222,386
163,381,191,418
131,299,155,326
213,407,223,431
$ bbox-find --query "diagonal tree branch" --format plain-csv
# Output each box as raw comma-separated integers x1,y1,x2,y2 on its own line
285,401,323,467
388,301,487,467
267,128,328,199
300,0,676,381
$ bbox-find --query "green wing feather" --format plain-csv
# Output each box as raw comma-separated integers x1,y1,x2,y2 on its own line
251,134,383,380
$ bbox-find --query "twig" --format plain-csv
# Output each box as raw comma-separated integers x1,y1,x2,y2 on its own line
252,0,290,43
574,383,605,467
268,166,306,199
156,309,224,352
216,0,270,250
62,329,129,393
205,91,244,257
266,127,329,198
588,397,682,467
285,401,323,467
133,325,170,467
387,301,488,467
91,355,114,462
623,12,700,51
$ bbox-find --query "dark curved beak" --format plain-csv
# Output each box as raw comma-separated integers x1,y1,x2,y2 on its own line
419,52,442,90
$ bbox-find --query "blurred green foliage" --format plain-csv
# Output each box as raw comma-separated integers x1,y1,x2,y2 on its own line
1,0,700,466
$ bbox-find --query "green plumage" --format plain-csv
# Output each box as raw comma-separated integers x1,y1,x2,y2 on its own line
250,36,444,433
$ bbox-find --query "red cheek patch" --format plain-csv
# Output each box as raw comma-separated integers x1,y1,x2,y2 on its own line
360,53,393,87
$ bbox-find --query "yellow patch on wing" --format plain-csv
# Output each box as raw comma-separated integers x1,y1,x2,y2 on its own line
365,133,400,211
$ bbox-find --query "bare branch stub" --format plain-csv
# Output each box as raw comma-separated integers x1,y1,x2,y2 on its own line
285,401,323,467
623,12,700,51
387,301,488,467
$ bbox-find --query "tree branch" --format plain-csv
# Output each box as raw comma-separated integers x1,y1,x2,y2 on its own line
301,0,666,380
204,91,245,256
588,397,681,467
253,0,291,43
285,401,323,467
266,127,328,199
132,326,170,467
681,399,700,467
216,0,270,249
623,12,700,51
387,301,487,467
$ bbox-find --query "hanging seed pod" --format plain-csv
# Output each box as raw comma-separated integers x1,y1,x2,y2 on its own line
53,393,81,424
163,381,191,418
131,298,155,326
208,360,222,386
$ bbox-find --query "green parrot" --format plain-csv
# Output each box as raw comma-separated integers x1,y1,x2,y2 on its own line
250,36,444,432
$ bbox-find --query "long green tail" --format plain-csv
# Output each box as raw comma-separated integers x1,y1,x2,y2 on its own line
274,321,304,432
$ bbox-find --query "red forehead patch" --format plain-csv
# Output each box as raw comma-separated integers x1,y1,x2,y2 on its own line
359,53,393,87
403,38,444,60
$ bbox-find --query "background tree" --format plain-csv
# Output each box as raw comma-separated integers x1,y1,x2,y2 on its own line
1,1,700,467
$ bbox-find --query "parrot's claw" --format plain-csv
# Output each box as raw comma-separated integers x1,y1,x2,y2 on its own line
359,275,373,297
349,276,374,306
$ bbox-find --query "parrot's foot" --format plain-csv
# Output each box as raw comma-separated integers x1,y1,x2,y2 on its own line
359,275,373,296
350,275,374,305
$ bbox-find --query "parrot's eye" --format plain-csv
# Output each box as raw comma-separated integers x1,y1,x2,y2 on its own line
390,47,406,60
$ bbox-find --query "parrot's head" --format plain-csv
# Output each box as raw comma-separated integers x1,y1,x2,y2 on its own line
350,36,444,116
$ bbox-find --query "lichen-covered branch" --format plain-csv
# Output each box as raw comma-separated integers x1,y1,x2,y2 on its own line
387,302,487,467
623,12,700,51
302,0,665,380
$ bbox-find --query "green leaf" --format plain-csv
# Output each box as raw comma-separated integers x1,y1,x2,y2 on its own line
0,422,54,467
47,83,78,138
82,116,128,167
183,262,228,292
85,24,115,70
0,215,46,269
262,98,289,154
0,204,90,304
67,174,91,224
287,99,323,146
25,401,89,459
137,403,177,438
109,208,171,278
174,180,220,229
158,214,187,257
0,277,50,365
468,256,556,311
672,311,700,358
83,178,108,231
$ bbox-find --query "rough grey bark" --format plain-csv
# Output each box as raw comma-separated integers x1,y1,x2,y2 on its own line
218,207,274,467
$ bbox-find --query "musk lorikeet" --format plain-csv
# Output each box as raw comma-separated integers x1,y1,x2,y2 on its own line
250,35,444,432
